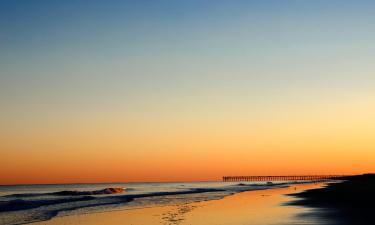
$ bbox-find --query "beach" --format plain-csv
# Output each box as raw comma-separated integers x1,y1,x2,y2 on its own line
3,176,374,225
30,183,324,225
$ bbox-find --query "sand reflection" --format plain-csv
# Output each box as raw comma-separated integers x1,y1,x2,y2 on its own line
33,183,323,225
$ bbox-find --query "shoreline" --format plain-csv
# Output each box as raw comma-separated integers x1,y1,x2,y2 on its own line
0,181,316,225
30,182,325,225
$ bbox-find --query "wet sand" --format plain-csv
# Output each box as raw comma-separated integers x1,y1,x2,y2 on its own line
32,182,325,225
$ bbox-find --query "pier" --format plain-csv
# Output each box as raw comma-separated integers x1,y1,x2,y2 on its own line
223,175,345,182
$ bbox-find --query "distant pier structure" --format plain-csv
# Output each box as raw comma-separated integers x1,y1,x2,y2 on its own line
223,175,345,182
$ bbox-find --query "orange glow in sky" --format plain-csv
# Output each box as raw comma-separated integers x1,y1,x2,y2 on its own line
1,91,374,184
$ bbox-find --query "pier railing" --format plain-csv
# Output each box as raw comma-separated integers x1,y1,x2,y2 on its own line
222,175,345,182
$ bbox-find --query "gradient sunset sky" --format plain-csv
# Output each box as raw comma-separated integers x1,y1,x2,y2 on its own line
1,0,375,184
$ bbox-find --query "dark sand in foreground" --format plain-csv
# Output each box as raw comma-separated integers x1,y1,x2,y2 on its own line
290,174,375,225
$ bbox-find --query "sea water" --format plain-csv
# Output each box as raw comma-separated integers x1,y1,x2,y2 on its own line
0,181,301,225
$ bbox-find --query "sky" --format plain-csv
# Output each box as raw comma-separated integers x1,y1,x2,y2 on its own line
1,0,375,184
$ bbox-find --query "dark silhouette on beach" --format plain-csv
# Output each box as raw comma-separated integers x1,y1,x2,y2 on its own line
289,174,375,225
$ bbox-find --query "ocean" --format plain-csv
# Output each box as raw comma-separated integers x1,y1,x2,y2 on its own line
0,181,300,225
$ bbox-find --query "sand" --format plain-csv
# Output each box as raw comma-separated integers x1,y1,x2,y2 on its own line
31,182,324,225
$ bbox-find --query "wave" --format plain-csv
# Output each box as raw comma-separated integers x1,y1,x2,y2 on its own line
3,187,125,198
